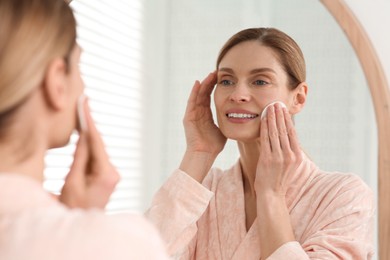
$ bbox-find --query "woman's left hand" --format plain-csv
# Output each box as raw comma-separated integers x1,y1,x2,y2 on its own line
59,98,120,209
255,103,303,197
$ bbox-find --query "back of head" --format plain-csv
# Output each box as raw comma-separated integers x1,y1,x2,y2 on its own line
0,0,76,129
216,28,306,89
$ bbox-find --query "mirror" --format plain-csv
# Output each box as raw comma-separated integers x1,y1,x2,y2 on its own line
143,0,383,258
321,1,390,259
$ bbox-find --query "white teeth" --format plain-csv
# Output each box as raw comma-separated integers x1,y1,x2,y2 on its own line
227,113,258,119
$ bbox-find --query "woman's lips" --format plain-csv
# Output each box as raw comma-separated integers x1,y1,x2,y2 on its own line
225,110,259,123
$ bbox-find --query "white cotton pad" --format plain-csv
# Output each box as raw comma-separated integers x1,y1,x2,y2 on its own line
260,101,287,120
77,94,88,132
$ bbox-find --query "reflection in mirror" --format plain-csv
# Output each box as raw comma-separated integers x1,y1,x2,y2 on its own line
143,0,378,257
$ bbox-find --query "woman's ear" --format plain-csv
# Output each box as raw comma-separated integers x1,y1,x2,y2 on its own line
290,82,308,114
42,58,68,111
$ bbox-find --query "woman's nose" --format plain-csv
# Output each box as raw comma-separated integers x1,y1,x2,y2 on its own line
229,84,251,103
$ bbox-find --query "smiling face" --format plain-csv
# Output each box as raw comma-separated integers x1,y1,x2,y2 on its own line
214,40,300,142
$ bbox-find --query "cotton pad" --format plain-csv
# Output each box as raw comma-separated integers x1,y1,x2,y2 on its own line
260,101,287,120
77,94,88,132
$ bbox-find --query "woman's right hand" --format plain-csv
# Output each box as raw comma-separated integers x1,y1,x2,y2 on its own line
183,72,227,154
180,72,227,182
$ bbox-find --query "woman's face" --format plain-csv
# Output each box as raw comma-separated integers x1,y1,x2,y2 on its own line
214,40,295,142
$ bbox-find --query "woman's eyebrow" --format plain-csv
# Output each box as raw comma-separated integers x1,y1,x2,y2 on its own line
218,67,276,75
249,68,276,75
218,67,235,74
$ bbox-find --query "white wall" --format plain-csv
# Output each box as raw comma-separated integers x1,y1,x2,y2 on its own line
141,0,170,209
344,0,390,87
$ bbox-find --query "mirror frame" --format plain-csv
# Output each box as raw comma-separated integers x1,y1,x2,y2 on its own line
321,0,390,259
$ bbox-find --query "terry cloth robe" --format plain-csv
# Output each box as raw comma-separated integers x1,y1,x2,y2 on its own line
0,174,169,260
146,153,375,259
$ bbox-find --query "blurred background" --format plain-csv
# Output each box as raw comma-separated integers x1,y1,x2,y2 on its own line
44,0,384,257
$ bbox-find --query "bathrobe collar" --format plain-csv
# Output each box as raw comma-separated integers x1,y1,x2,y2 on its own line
235,150,319,211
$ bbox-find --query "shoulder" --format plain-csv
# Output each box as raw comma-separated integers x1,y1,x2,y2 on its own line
299,170,375,253
63,209,157,238
2,206,168,259
309,170,375,214
313,170,373,196
60,209,168,259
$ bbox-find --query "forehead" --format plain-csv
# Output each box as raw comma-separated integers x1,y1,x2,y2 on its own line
218,41,284,74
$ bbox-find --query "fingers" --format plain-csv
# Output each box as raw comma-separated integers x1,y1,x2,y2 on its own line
184,72,217,122
260,113,271,155
62,96,118,209
185,72,216,112
82,98,110,160
61,134,89,208
199,71,217,98
275,104,290,152
185,80,201,114
266,105,281,153
77,94,88,133
284,107,300,153
67,133,89,183
263,103,300,155
196,72,217,106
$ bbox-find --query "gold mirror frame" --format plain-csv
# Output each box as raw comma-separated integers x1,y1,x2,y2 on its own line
321,0,390,259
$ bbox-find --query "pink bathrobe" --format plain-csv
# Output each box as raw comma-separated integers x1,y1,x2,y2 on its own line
146,153,375,259
0,174,168,260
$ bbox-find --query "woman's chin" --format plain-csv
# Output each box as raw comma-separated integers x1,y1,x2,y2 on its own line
49,133,73,149
223,131,260,143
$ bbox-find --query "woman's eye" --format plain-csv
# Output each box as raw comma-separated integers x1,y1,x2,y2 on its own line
253,80,268,86
219,79,234,86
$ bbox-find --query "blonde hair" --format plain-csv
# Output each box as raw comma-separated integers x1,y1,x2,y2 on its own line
0,0,76,121
216,28,306,89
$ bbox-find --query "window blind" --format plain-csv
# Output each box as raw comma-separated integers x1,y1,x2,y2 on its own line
43,0,144,213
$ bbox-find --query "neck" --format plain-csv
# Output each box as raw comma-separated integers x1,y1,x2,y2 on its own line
0,105,49,182
0,149,46,182
0,130,47,182
238,141,260,196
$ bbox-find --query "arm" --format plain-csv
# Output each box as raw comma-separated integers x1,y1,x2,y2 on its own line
255,103,299,258
180,71,226,182
146,72,226,258
255,103,374,259
145,170,213,258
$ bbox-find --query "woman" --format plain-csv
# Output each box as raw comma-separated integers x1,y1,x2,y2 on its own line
146,28,374,259
0,0,167,259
